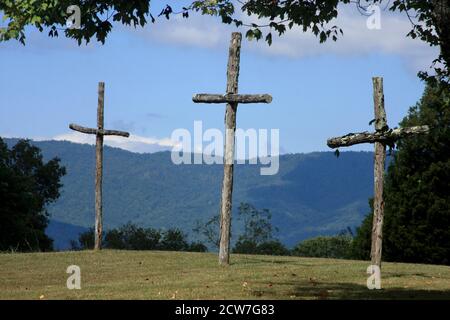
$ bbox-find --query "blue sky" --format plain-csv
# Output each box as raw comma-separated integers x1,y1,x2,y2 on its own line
0,1,438,154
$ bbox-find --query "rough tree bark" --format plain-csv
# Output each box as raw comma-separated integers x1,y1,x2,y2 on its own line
219,32,241,266
327,126,430,148
193,94,272,104
371,77,386,268
68,124,130,137
95,82,105,251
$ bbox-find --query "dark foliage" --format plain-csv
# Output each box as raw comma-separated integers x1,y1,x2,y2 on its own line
292,234,353,259
72,223,207,252
232,203,289,256
0,138,66,251
234,239,290,256
193,214,220,250
160,228,189,251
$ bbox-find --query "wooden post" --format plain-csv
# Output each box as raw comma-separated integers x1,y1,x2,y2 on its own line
371,77,386,267
69,82,130,250
219,32,241,266
95,82,105,250
192,32,272,266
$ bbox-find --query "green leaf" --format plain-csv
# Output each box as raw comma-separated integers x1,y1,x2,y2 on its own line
265,33,272,46
245,29,254,41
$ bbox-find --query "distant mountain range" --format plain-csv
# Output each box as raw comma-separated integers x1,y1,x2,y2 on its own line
4,138,377,250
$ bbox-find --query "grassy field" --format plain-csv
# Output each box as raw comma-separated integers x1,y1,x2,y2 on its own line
1,250,450,300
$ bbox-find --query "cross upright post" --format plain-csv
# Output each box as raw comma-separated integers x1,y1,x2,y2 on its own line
192,32,273,266
327,77,429,278
69,82,130,250
371,78,387,267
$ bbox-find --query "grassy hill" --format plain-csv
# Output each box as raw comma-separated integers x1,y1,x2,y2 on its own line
5,138,377,248
1,250,449,300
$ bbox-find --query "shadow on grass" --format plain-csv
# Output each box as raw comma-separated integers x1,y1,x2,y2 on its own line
384,272,437,279
250,279,450,300
235,256,311,266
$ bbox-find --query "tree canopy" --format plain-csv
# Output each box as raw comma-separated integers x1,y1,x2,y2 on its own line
0,1,448,84
0,138,66,251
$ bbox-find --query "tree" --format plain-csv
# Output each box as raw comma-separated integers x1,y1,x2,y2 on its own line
187,242,208,252
0,0,150,45
160,228,189,251
232,202,288,255
193,214,221,250
72,227,96,250
1,1,448,84
237,202,276,244
254,240,290,256
292,233,353,259
350,201,373,260
0,138,66,251
352,84,450,265
233,239,258,254
104,222,161,250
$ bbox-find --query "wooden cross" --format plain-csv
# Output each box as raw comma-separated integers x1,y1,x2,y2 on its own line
69,82,130,250
327,77,429,272
192,32,273,266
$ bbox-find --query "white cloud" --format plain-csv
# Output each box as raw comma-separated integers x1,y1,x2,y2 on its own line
52,132,179,154
3,4,438,74
141,17,224,48
138,4,439,73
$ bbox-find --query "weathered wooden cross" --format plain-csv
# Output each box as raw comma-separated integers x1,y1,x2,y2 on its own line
327,77,429,273
69,82,130,250
192,32,273,266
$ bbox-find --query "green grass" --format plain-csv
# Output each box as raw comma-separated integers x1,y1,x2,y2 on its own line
1,250,450,300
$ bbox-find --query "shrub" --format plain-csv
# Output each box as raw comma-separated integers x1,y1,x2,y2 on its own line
292,235,353,259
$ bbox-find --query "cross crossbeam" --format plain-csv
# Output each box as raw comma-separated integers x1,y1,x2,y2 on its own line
69,124,130,137
327,125,429,148
192,94,272,104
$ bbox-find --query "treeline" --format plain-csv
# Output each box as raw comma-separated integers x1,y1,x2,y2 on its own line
71,222,356,259
71,224,207,252
69,203,358,260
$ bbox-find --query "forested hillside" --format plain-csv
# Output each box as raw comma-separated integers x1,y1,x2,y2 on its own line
5,139,375,249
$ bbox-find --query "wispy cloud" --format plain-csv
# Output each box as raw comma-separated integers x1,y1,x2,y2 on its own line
137,4,438,73
52,132,179,154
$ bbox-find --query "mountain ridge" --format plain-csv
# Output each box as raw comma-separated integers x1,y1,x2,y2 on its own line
4,138,375,249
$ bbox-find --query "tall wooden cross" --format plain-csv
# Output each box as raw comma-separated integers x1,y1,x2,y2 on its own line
69,82,130,250
192,32,273,266
327,77,429,272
